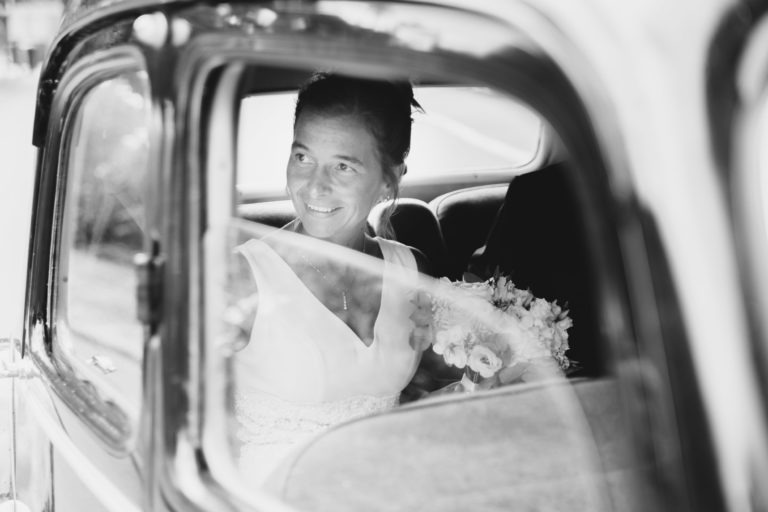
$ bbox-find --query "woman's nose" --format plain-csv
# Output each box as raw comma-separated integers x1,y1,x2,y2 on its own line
306,166,332,195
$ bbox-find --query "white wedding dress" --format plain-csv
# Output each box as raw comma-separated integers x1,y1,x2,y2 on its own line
233,236,421,485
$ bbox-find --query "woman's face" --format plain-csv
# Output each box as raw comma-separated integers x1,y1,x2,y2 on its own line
286,111,391,247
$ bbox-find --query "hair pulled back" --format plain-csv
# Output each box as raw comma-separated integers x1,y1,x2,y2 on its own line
294,73,422,239
294,73,421,185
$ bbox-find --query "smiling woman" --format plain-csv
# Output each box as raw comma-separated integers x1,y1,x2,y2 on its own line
230,73,438,484
287,112,392,245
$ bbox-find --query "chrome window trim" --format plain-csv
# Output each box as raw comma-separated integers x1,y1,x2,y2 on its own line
734,9,768,380
731,10,768,503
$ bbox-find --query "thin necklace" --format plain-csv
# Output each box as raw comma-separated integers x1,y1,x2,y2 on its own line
301,254,350,311
293,221,369,312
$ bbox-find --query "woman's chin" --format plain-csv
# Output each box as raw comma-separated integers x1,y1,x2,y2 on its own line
300,226,366,249
298,220,344,243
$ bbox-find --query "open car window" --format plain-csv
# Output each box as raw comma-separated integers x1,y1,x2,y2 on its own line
197,56,659,510
216,220,619,501
237,87,542,200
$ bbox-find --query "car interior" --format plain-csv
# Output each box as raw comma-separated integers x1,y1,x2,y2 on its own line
232,66,606,383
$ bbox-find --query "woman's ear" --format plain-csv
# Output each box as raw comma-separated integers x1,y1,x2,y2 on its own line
379,184,393,202
378,163,404,202
394,163,406,182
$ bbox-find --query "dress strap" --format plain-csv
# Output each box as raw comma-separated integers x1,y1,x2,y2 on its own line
376,237,418,274
235,238,289,294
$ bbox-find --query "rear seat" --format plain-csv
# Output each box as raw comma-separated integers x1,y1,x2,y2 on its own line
428,184,507,279
469,164,604,376
368,198,452,278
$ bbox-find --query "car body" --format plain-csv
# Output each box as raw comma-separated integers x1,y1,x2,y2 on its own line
2,0,768,510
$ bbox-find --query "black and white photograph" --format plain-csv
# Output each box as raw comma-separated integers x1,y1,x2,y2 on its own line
2,0,768,510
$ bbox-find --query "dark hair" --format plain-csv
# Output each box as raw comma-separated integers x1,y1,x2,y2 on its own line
294,73,422,237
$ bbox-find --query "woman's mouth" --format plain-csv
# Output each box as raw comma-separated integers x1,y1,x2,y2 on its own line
305,202,341,214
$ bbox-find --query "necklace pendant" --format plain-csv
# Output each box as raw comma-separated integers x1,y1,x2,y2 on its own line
342,291,349,311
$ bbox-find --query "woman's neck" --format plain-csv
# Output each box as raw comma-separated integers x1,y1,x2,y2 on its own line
293,221,370,253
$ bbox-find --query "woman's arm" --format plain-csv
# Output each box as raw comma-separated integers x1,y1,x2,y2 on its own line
229,248,260,351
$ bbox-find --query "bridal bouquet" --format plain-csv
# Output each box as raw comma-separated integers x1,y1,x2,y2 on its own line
430,273,572,389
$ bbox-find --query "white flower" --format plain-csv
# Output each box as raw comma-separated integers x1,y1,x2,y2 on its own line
519,314,534,330
433,326,469,368
443,343,469,369
514,288,534,307
429,273,573,375
530,298,551,320
467,344,503,378
492,276,516,303
433,325,465,353
451,279,494,302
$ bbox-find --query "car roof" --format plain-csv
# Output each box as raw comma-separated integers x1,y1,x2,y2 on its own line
35,0,733,148
58,0,185,34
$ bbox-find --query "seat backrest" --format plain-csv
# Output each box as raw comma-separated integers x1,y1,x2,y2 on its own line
429,184,507,278
368,198,451,278
469,164,604,375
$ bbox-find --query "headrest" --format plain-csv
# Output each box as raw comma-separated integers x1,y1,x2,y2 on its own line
369,198,451,277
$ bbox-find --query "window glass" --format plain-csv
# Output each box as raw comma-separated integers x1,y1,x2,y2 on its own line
55,70,151,421
217,220,626,506
211,67,634,505
236,87,541,198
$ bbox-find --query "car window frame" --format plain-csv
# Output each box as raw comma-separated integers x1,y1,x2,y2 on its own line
29,45,152,453
186,25,636,506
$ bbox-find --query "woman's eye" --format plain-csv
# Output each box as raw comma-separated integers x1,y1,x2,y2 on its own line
294,153,308,163
336,162,356,173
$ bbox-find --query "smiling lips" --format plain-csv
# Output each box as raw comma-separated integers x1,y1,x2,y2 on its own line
305,202,341,214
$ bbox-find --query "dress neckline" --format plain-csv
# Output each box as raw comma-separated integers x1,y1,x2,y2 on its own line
257,237,388,350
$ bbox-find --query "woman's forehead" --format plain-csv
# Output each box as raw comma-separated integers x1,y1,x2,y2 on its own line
294,111,378,154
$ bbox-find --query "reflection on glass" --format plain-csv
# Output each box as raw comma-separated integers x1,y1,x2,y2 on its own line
222,221,580,490
57,71,150,420
219,220,660,510
226,222,425,484
217,71,660,512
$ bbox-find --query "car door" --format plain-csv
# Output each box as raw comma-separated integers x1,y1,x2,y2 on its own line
23,45,154,511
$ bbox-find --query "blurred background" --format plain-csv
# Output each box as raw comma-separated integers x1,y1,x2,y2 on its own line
0,0,61,70
0,0,61,336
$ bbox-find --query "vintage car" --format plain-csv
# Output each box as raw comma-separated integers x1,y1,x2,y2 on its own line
2,0,768,510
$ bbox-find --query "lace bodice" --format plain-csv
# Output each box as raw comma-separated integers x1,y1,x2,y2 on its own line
235,390,399,447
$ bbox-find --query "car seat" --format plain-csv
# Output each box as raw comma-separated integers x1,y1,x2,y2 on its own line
368,197,452,278
469,163,604,375
429,184,508,279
